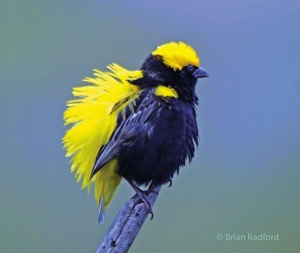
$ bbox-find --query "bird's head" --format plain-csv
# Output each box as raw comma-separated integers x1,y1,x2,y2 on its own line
134,42,208,99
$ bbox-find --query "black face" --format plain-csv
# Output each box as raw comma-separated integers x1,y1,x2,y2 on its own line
131,55,208,102
180,64,199,87
133,55,196,87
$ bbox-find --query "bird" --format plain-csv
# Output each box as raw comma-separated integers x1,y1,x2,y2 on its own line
63,41,208,223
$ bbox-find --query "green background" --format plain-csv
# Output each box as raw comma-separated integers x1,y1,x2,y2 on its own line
1,1,299,252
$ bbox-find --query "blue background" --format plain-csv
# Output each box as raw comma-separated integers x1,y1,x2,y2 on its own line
1,1,299,252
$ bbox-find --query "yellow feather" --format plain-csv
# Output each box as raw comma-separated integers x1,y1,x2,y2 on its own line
152,41,200,71
63,64,141,210
94,159,121,207
155,85,179,98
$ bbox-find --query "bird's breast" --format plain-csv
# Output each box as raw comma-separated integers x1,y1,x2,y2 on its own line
118,97,198,186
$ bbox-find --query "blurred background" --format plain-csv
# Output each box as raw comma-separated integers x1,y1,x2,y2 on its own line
1,1,299,252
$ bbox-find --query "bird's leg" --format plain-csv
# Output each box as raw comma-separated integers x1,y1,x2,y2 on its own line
147,182,160,195
125,178,154,219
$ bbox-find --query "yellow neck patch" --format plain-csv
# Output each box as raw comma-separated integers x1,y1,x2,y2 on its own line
152,41,200,71
155,85,178,98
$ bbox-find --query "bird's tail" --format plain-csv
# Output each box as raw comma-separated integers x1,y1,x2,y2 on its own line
94,159,122,224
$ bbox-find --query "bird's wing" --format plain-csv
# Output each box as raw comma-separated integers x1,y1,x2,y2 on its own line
91,89,160,176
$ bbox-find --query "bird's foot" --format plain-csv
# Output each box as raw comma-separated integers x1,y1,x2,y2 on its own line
135,190,154,220
125,178,154,219
146,186,159,196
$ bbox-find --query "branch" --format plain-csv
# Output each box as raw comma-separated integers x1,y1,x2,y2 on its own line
96,184,162,253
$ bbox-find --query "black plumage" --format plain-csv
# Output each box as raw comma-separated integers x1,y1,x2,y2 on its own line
92,55,206,187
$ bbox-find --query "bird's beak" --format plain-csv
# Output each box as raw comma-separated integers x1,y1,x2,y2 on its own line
193,67,209,78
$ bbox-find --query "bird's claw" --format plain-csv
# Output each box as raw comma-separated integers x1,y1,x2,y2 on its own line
135,191,154,220
168,178,173,187
125,178,154,219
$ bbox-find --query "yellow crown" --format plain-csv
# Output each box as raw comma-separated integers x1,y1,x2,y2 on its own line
152,41,200,71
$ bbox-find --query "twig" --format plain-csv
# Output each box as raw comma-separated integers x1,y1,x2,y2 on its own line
96,184,162,253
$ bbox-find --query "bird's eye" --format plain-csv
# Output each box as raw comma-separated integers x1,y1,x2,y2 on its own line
187,64,194,72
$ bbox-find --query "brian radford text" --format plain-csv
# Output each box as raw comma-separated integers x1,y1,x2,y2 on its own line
217,233,279,241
